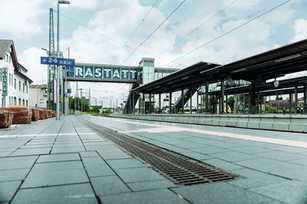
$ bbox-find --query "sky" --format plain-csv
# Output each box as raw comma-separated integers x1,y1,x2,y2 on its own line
0,0,307,106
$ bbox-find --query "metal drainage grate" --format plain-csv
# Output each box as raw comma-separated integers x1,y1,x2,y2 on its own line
87,122,235,186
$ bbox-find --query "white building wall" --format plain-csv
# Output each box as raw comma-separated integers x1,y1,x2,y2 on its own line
0,48,30,108
29,86,47,108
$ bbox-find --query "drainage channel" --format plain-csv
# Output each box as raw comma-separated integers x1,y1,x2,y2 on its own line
86,121,235,186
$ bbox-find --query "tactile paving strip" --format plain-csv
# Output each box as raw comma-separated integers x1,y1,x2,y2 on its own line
87,121,235,186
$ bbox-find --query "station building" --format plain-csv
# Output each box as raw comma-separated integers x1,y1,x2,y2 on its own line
0,39,33,108
29,84,48,108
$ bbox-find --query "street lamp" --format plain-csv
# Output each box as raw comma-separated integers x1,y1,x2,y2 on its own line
56,0,70,120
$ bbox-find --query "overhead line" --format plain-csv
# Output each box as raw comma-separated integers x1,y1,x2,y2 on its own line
185,0,240,36
124,0,162,45
166,0,292,66
123,0,187,63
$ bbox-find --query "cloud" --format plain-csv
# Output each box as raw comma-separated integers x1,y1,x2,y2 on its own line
14,0,303,104
57,0,177,101
19,47,47,85
0,0,45,38
292,19,307,42
61,0,175,65
69,0,97,10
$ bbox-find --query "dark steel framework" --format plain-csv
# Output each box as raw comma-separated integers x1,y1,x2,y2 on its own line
133,39,307,114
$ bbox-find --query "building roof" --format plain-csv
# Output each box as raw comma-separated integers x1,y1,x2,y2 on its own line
0,39,13,60
203,76,307,96
0,39,32,83
210,38,307,81
15,70,33,83
134,39,307,94
134,62,220,93
30,84,47,89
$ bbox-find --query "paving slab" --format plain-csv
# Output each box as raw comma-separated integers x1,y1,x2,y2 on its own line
82,157,115,177
192,146,229,154
128,179,175,191
11,183,98,204
11,148,51,156
0,168,29,182
237,158,307,181
79,151,99,158
91,176,130,196
202,158,244,172
107,158,145,169
101,189,190,204
51,147,85,154
22,161,88,188
0,181,21,203
0,156,37,170
213,151,257,162
176,150,212,160
229,168,289,189
37,153,80,163
256,150,307,162
173,182,282,204
116,167,166,183
251,181,307,204
98,150,131,160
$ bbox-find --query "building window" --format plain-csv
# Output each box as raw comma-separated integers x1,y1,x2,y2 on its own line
14,78,16,90
18,98,21,106
5,54,9,63
23,83,25,93
22,99,25,106
9,74,13,86
26,100,28,107
19,81,21,91
14,97,16,105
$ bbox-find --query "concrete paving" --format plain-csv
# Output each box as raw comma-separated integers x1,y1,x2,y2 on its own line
0,115,307,203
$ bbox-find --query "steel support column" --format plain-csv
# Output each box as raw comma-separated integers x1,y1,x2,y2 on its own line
158,93,161,113
132,91,135,114
295,86,298,113
205,81,209,112
181,89,184,113
289,93,293,113
225,95,228,113
304,84,307,113
190,95,192,114
142,93,145,114
138,93,141,114
169,92,172,113
149,93,152,114
220,79,224,114
196,92,199,113
249,81,257,114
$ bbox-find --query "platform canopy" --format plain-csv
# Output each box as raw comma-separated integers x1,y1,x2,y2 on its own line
134,39,307,94
204,76,307,96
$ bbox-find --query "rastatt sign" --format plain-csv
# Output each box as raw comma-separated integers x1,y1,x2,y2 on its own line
65,63,141,83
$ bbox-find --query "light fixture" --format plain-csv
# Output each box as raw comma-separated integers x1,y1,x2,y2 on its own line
273,79,279,88
58,0,70,4
274,54,301,63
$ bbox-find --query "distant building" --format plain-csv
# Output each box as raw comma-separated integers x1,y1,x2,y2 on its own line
29,84,48,108
0,39,33,108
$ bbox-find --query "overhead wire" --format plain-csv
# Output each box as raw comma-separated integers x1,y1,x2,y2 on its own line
123,0,187,63
166,0,292,66
124,0,162,46
185,0,240,37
